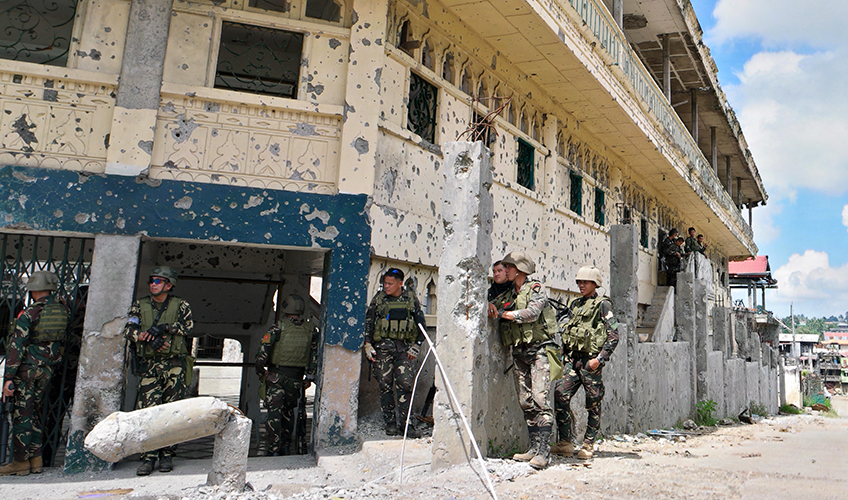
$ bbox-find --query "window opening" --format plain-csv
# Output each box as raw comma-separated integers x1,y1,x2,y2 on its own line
594,187,605,226
304,0,341,21
215,22,303,99
640,218,649,248
407,72,437,143
397,20,419,55
0,0,77,66
442,52,454,83
460,68,471,94
516,138,534,190
421,40,433,70
249,0,291,14
569,172,582,215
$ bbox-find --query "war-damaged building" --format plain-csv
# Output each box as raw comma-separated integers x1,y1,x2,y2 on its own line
0,0,777,471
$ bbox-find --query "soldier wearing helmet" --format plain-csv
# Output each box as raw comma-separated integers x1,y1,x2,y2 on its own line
552,265,620,460
363,268,426,439
0,271,70,476
255,294,319,455
488,251,559,469
123,266,193,476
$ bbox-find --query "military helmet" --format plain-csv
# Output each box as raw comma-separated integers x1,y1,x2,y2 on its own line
26,271,60,292
501,251,536,275
281,294,306,315
150,266,178,286
575,266,602,287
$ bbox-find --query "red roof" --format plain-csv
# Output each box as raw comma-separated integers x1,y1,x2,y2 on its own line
729,256,770,277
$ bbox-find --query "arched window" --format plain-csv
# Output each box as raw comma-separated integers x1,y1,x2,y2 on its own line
442,52,454,83
460,67,471,94
422,40,434,71
520,111,528,134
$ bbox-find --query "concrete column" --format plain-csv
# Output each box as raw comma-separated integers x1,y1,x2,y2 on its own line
336,0,389,193
690,89,699,144
748,203,753,227
610,224,638,433
662,35,671,102
675,268,696,411
710,127,718,173
314,345,360,450
65,234,141,473
725,155,731,192
612,0,623,28
735,177,742,207
105,0,173,176
431,141,493,469
692,255,711,404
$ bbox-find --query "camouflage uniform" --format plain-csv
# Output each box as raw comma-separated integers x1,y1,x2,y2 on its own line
124,295,193,463
364,291,426,430
3,294,69,464
255,318,319,455
554,294,619,446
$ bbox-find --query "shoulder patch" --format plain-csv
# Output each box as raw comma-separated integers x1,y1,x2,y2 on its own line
531,283,542,293
15,310,24,319
261,333,271,344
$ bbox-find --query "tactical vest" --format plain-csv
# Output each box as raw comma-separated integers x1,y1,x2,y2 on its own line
32,299,69,343
269,318,314,368
372,293,417,342
137,296,188,358
562,295,609,354
499,280,557,347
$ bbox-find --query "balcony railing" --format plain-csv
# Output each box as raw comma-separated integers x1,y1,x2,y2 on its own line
543,0,754,245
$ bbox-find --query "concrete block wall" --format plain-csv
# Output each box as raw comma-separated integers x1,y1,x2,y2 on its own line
631,342,692,431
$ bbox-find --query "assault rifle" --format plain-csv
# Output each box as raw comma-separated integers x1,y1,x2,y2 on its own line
294,379,310,454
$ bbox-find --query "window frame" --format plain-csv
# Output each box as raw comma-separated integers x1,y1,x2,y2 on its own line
594,186,605,226
569,171,583,216
516,137,535,191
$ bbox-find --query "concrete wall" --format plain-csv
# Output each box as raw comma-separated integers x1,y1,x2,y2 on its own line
632,342,692,431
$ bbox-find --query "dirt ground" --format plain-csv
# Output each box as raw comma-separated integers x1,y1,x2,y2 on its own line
3,404,848,500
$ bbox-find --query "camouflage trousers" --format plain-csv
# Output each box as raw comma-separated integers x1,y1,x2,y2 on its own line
554,352,605,444
512,342,553,429
263,366,305,455
137,357,186,461
374,339,416,426
10,363,55,462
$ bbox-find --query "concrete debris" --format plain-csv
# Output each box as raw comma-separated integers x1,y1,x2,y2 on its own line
682,419,697,430
208,412,253,491
719,418,734,426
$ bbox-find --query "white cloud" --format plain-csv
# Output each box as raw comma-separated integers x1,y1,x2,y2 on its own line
711,0,848,48
842,204,848,231
751,200,781,244
769,250,848,316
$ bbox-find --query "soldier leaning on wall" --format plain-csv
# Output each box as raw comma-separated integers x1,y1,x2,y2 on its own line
488,251,561,470
363,268,426,439
553,266,620,460
255,294,319,456
123,266,194,476
0,271,70,477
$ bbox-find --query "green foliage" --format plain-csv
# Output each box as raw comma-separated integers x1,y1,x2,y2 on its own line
749,401,768,417
803,395,831,408
779,404,802,414
488,438,521,458
694,399,718,427
780,315,827,339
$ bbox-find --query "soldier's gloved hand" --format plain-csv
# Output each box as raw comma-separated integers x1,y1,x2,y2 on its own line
364,342,376,362
256,365,267,378
148,333,167,351
407,343,421,360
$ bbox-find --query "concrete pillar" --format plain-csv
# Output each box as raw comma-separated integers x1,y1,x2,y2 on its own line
610,224,638,433
431,141,493,469
710,127,718,173
336,0,389,193
208,412,252,491
314,345,360,450
662,35,671,102
725,156,732,192
690,89,699,144
675,269,696,411
65,234,141,473
612,0,623,28
748,203,753,227
105,0,173,176
735,177,742,207
693,256,710,404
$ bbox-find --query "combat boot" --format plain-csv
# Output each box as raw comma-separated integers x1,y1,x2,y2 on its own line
29,456,43,473
136,459,156,476
550,440,574,456
159,455,173,473
385,422,400,436
0,460,30,476
529,429,551,469
512,430,539,462
577,441,594,459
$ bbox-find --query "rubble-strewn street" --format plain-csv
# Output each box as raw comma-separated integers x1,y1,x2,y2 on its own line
3,407,848,500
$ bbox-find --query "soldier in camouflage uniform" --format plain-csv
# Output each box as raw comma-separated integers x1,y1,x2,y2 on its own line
552,266,620,460
488,252,559,469
123,266,193,476
255,294,319,456
363,268,426,438
0,271,69,476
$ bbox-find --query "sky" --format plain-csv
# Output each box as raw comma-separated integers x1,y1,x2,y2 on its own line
687,0,848,319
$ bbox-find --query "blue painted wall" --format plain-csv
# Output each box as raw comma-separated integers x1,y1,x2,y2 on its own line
0,166,371,350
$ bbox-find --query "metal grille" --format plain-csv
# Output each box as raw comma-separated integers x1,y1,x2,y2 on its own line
215,22,303,99
196,335,224,360
569,172,582,215
407,72,437,143
516,139,534,190
0,233,93,466
0,0,77,66
594,187,605,226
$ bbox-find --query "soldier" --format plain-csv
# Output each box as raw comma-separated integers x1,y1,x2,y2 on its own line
0,271,69,476
552,266,620,460
255,294,319,456
487,260,512,303
684,227,699,258
363,268,426,438
488,252,558,469
123,266,193,476
696,234,708,255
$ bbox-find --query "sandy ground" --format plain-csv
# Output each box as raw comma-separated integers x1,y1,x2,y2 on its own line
2,405,848,499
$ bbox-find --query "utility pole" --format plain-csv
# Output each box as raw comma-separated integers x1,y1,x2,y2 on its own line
791,302,798,363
